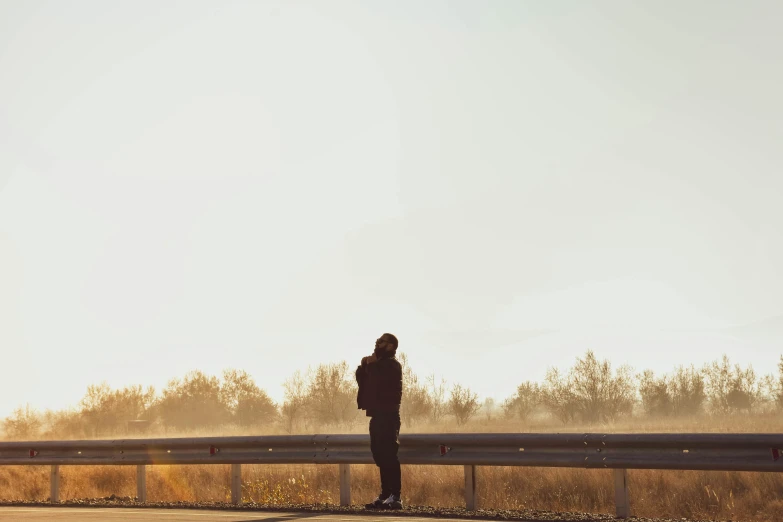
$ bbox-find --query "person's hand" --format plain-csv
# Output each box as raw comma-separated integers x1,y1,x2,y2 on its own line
362,354,378,365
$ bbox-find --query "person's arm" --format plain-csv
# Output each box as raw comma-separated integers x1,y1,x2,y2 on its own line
356,364,365,409
357,352,377,386
377,360,403,409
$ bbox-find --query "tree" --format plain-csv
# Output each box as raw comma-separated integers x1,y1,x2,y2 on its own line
222,369,278,427
281,370,308,433
426,375,448,424
399,353,432,427
482,397,496,422
638,370,673,417
448,384,480,426
79,383,155,436
503,381,542,421
758,373,778,413
541,368,579,424
727,366,758,413
543,351,634,424
43,409,86,439
703,355,763,414
3,404,42,439
669,365,706,416
774,356,783,410
303,362,360,428
637,365,706,418
155,371,230,430
571,351,635,423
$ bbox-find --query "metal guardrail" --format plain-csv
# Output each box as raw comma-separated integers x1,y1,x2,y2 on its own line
2,433,782,518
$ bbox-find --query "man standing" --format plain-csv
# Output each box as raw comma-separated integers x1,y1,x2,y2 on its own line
356,333,403,510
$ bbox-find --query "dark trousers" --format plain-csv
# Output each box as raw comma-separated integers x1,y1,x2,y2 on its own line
369,411,401,497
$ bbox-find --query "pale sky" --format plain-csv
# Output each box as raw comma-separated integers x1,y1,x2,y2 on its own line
1,1,782,417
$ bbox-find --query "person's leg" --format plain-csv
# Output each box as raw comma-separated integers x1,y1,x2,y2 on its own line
373,415,392,497
368,416,390,505
379,463,390,497
376,412,402,508
388,413,401,498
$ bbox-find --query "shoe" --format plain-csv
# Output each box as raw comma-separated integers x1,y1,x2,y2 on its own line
382,494,403,510
364,494,388,509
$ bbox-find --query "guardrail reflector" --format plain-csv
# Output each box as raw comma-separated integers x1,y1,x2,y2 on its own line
209,445,219,455
439,445,451,456
29,449,38,457
772,448,780,461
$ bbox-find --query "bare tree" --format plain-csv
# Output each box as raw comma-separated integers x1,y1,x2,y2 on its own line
503,381,542,422
758,373,778,413
399,353,432,427
222,369,278,427
3,404,42,440
43,409,85,439
778,356,783,409
155,371,229,431
542,351,634,424
482,397,496,422
541,368,579,424
80,382,155,436
448,384,480,426
426,374,448,424
281,370,308,433
637,366,705,418
570,351,635,423
703,355,763,414
304,362,360,429
669,365,706,416
638,370,673,417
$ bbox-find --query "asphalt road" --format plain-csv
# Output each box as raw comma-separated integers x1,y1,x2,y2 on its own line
0,507,486,521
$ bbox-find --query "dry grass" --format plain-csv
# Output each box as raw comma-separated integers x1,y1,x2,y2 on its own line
3,414,783,520
2,464,783,520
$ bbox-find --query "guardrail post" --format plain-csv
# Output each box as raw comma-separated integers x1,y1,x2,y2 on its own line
136,465,146,503
613,468,629,518
50,465,60,503
464,464,477,511
231,463,242,505
339,463,351,506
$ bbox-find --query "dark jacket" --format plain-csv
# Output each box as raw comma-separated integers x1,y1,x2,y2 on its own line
356,354,402,417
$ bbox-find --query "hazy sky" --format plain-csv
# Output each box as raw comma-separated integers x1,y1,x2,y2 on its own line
1,1,782,417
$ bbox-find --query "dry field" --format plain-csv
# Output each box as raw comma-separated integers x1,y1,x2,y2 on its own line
2,414,783,521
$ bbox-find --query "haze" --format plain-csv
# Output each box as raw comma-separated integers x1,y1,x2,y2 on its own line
1,0,782,418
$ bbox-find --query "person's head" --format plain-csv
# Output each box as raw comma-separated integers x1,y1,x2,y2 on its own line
374,333,398,358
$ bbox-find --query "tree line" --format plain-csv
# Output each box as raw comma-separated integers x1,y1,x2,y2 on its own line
502,352,783,424
4,351,783,440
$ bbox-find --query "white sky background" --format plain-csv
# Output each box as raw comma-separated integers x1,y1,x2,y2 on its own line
1,0,782,417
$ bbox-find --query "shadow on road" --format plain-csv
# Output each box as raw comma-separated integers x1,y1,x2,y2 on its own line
236,515,322,522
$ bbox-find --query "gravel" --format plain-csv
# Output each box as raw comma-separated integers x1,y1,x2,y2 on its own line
0,498,729,522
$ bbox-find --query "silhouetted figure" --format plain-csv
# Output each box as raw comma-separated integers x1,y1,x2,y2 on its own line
356,333,403,510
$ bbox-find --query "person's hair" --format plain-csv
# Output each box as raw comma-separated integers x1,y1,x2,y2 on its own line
383,333,398,350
